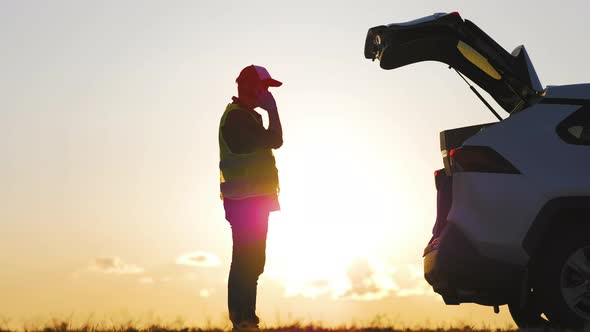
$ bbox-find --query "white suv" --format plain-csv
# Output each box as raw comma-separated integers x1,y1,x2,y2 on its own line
365,12,590,329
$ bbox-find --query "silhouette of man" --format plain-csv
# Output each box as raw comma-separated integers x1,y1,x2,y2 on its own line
218,65,283,331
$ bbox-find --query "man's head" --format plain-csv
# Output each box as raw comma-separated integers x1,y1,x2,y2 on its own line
236,65,282,108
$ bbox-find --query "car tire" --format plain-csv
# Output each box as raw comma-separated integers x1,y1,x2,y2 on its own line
534,225,590,330
508,289,548,328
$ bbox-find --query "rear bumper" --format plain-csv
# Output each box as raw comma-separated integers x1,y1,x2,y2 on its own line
423,223,525,306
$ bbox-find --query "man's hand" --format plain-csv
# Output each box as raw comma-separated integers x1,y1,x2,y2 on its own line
257,91,277,112
256,90,282,144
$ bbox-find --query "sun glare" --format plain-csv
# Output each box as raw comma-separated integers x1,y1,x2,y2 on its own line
264,138,415,299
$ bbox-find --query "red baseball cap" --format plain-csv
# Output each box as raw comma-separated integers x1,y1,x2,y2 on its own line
236,65,282,87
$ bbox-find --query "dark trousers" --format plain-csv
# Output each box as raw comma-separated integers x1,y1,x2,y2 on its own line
224,198,269,326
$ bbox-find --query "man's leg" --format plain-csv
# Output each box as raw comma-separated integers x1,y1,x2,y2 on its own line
243,213,268,324
226,201,269,327
228,236,246,325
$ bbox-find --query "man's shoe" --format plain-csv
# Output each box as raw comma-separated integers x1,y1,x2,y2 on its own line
232,321,260,332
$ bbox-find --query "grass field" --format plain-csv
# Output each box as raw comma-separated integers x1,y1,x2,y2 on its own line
0,318,527,332
4,316,589,332
0,317,527,332
0,325,520,332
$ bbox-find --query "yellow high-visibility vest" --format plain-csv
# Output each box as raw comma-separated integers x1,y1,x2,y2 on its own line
219,103,279,199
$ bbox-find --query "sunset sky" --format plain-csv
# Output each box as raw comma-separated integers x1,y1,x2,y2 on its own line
2,0,590,330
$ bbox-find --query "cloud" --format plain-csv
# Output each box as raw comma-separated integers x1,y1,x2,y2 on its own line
340,257,398,301
138,277,154,284
394,264,436,297
279,258,398,300
308,279,331,289
283,279,335,298
199,288,214,298
340,260,436,299
277,258,436,301
175,251,221,267
184,272,197,281
88,257,144,274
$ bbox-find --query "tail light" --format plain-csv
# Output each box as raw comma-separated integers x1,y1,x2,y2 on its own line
434,168,445,190
449,146,520,174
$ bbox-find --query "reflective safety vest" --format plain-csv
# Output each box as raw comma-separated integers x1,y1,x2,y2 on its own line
219,103,280,199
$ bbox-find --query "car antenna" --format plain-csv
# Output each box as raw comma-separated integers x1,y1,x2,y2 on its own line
449,66,503,121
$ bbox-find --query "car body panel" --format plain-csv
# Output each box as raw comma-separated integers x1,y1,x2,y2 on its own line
424,223,525,305
448,173,547,265
465,101,590,198
426,88,590,305
524,196,590,257
449,100,588,262
543,83,590,100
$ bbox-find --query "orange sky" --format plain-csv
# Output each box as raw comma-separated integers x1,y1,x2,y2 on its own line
2,1,590,330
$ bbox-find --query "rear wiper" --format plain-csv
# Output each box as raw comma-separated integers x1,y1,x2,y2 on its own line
450,66,503,121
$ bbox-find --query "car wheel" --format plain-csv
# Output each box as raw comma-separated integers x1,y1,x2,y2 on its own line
535,227,590,330
508,289,548,328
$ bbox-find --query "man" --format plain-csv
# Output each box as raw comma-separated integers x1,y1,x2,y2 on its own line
218,65,283,331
